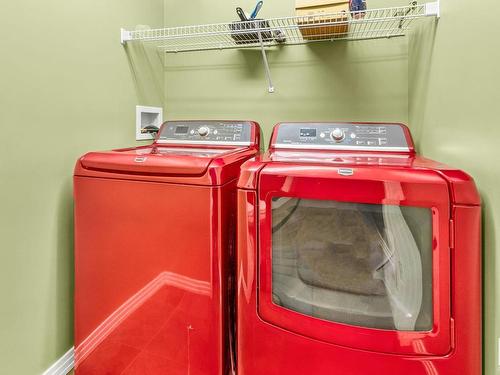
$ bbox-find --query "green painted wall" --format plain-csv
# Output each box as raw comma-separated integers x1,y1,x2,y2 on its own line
409,1,500,373
0,0,163,373
163,0,409,144
1,0,497,374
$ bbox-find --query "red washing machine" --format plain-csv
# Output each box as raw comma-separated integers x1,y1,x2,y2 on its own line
74,120,260,375
236,122,481,375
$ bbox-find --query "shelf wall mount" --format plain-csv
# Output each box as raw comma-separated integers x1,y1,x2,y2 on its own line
121,28,132,45
121,1,440,93
425,0,440,18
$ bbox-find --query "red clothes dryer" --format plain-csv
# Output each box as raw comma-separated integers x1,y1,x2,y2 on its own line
74,120,260,375
236,122,481,375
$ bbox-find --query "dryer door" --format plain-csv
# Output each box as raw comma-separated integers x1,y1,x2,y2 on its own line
257,164,452,355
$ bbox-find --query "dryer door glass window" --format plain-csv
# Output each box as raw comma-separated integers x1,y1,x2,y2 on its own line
271,198,433,331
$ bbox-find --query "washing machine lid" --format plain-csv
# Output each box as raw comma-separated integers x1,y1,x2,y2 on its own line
75,120,261,185
79,146,234,176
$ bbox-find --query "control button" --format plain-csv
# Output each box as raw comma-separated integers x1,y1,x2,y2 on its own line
350,133,356,139
213,130,218,135
320,132,326,138
198,126,210,137
330,128,345,142
190,130,195,135
367,140,377,146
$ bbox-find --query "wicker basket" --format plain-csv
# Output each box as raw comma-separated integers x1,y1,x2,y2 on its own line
298,14,349,40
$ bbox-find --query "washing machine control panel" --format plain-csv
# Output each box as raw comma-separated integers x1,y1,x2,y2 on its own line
157,121,253,145
274,123,411,152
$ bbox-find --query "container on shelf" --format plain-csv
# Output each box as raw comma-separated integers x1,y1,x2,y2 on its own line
296,0,349,40
296,0,349,16
229,19,274,44
297,15,348,40
350,0,367,19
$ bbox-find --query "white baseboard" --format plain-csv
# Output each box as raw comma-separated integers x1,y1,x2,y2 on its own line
42,347,74,375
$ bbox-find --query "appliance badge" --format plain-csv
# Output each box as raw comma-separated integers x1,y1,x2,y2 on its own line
134,156,148,163
338,168,354,176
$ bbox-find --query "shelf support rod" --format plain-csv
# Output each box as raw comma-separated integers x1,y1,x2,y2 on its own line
255,21,275,93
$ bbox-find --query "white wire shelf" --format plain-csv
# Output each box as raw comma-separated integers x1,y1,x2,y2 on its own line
121,1,439,92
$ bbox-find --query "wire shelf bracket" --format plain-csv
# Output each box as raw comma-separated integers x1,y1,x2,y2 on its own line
121,1,440,93
254,21,275,93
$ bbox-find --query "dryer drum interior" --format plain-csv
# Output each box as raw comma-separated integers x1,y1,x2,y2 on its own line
271,197,434,331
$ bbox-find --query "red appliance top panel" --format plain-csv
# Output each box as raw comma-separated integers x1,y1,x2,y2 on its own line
75,120,261,186
238,153,479,205
238,122,479,205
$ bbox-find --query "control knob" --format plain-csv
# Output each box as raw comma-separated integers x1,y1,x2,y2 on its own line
330,128,345,142
198,126,210,137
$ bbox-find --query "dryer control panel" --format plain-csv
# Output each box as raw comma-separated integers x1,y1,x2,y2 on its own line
273,122,411,152
157,121,253,145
